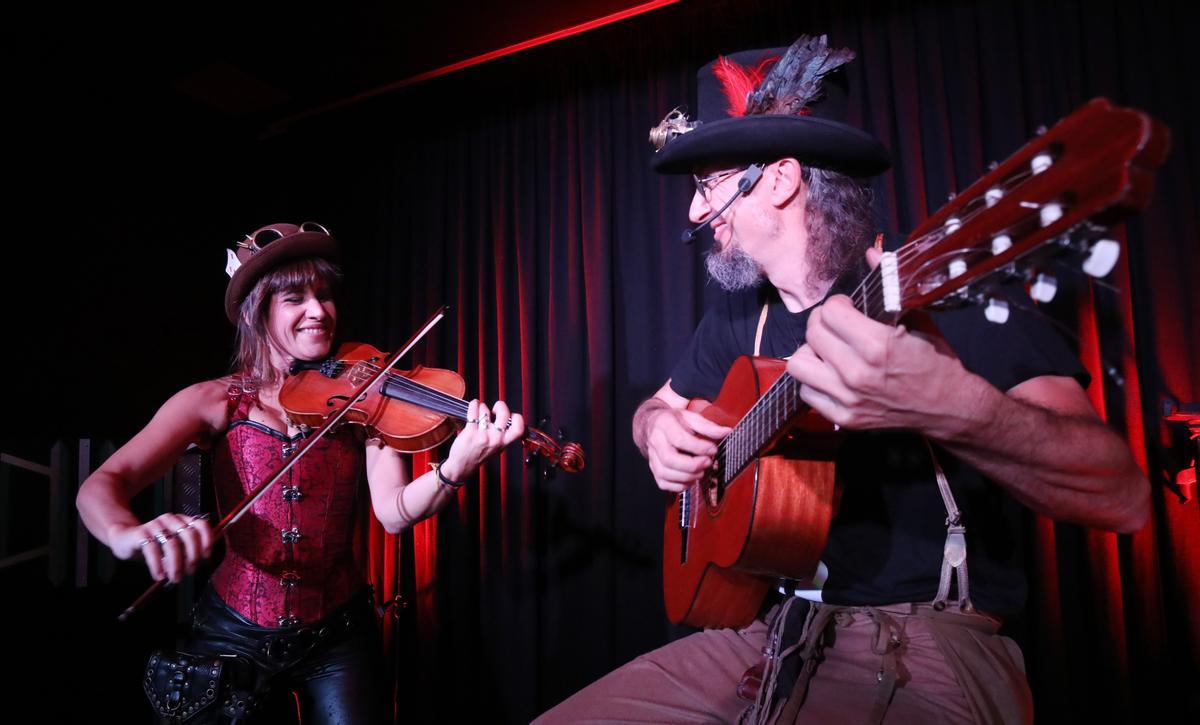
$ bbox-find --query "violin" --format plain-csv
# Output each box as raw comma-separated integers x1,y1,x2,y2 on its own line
281,341,586,473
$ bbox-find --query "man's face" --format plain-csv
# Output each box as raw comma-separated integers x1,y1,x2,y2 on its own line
689,165,744,248
689,164,766,291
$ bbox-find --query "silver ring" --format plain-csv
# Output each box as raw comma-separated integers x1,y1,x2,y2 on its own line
154,531,171,546
138,538,152,549
175,526,189,535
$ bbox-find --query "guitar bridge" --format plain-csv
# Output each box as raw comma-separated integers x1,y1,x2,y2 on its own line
678,485,697,564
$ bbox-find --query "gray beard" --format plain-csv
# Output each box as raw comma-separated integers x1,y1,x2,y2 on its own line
704,244,763,291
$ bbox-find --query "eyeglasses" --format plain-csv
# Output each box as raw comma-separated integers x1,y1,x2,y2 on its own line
236,221,331,254
693,168,746,200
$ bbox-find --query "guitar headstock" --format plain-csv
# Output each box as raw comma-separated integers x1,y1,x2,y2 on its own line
859,98,1170,323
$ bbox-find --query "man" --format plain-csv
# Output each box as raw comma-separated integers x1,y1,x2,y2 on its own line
538,36,1148,723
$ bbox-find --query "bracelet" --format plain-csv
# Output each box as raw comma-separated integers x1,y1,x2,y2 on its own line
430,461,467,491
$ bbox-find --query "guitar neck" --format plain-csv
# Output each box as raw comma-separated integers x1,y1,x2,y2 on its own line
721,373,807,484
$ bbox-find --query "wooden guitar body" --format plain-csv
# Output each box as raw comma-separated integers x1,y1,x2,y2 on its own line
662,356,840,628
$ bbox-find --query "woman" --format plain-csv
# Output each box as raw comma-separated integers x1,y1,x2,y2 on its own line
77,222,523,724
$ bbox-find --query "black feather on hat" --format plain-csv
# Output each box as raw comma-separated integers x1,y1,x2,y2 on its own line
650,35,890,177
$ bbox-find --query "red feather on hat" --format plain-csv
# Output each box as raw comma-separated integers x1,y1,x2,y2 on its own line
713,55,778,117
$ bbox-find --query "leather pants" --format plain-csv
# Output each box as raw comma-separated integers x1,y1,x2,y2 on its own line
174,586,382,725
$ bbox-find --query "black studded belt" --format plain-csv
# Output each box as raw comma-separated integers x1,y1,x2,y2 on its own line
260,604,366,661
191,586,377,670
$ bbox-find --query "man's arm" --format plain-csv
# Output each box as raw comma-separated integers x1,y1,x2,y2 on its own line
931,372,1148,532
633,382,732,493
786,295,1149,533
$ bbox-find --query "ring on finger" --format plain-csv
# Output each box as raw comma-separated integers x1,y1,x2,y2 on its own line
175,526,189,535
154,531,171,546
138,538,153,549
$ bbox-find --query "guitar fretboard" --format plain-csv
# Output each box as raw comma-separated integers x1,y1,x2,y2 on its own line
717,285,880,484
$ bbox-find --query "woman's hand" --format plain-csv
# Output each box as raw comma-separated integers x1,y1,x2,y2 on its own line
111,513,214,584
440,400,526,482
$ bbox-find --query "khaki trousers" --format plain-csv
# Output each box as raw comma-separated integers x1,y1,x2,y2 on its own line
534,602,1033,724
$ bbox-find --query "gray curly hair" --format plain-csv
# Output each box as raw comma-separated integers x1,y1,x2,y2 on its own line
801,165,876,292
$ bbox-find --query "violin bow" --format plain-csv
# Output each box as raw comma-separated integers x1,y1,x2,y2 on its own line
118,306,449,621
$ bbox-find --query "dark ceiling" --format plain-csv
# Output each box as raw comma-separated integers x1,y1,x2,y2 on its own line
24,1,673,141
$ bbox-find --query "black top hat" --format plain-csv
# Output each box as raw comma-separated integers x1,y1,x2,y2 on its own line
223,222,341,323
651,36,891,177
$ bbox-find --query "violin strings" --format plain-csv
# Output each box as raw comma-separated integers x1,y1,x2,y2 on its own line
322,361,481,420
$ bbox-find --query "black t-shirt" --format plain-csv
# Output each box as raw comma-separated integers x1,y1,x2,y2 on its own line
668,282,1088,617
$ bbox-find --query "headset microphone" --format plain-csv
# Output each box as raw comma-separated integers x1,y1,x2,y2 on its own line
680,164,764,244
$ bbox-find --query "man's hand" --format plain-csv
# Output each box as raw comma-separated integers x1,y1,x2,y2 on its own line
786,295,972,436
635,395,731,493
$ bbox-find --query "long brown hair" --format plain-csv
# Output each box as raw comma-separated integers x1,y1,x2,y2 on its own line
232,258,342,391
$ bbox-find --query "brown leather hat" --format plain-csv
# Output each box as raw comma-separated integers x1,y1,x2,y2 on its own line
223,222,341,323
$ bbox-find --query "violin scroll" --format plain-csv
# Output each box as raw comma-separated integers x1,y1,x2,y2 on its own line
521,426,586,474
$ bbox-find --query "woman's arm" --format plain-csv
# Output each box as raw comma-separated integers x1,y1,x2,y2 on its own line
75,380,228,582
366,399,526,533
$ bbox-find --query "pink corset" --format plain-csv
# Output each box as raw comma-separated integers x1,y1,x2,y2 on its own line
209,381,365,627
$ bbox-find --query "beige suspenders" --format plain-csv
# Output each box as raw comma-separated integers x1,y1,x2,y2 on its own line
754,303,769,356
756,298,971,611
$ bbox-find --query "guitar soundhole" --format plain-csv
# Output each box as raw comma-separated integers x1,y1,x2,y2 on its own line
702,470,723,509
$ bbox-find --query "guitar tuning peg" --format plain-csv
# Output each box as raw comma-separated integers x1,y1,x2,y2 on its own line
1031,152,1053,174
947,191,957,201
1082,239,1121,278
1035,124,1048,135
985,187,1004,207
984,297,1010,324
1030,273,1058,303
987,160,999,171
